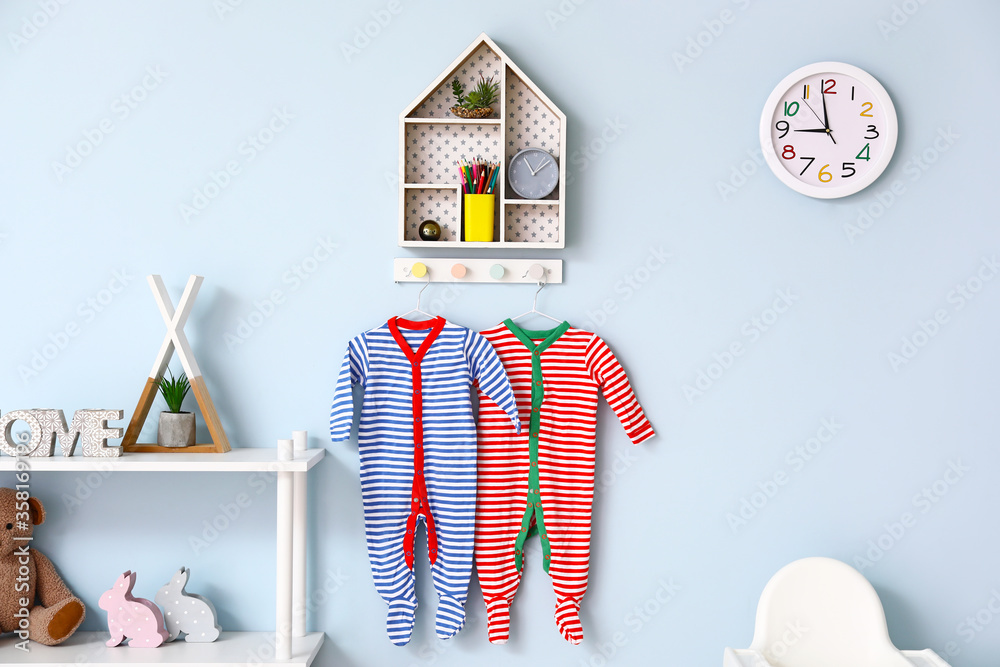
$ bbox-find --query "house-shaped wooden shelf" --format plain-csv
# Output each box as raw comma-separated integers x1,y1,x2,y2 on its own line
399,33,567,249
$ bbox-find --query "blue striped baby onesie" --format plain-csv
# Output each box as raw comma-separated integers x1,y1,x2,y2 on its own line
330,316,520,645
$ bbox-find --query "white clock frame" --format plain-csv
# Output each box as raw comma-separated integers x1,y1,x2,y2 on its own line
759,62,898,199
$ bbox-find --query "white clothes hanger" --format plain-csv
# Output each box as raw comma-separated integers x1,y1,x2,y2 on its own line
511,269,561,325
398,271,435,321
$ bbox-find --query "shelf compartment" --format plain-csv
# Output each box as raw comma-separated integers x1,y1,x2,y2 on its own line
404,122,502,185
407,42,503,120
0,631,324,666
402,187,460,242
504,202,561,244
503,65,562,202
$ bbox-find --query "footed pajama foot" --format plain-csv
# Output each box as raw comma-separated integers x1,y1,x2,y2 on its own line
485,597,511,644
555,598,583,645
434,595,467,639
386,598,418,646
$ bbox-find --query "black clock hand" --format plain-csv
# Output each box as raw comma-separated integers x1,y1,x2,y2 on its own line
801,97,836,145
794,128,830,133
820,84,835,144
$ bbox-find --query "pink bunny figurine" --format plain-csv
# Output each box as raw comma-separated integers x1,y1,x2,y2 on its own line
98,571,170,648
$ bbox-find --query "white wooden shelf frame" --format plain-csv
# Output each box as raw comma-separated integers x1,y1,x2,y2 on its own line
0,447,326,666
399,33,567,250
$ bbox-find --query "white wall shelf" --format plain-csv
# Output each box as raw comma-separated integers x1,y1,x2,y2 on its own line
1,631,324,666
398,33,567,249
0,448,324,472
406,117,502,125
0,447,326,665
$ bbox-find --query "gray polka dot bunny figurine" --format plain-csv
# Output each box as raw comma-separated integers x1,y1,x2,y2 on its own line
154,567,221,643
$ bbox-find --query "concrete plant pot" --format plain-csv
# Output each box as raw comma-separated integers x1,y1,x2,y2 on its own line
157,411,195,448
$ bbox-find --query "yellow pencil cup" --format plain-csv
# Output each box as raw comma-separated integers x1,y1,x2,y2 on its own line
464,194,495,242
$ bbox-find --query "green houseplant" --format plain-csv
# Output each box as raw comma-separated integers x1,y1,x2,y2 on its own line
450,75,499,119
156,370,194,447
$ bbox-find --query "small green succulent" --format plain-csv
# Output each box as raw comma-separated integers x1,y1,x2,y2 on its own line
157,370,191,413
451,76,499,110
451,77,467,107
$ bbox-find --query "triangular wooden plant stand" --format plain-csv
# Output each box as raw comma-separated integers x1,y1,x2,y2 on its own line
122,275,231,453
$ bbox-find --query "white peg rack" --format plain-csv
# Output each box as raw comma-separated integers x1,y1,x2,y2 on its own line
393,258,563,283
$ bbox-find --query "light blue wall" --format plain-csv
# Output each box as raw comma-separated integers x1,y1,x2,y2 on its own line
2,1,998,665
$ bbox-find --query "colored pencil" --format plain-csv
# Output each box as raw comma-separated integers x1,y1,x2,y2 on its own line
456,159,500,195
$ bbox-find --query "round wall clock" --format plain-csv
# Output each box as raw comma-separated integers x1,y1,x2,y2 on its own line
760,62,897,199
508,147,559,199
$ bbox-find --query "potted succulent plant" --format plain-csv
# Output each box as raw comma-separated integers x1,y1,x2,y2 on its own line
156,370,194,447
450,75,499,119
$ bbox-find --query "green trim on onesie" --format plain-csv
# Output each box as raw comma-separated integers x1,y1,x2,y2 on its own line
502,318,571,573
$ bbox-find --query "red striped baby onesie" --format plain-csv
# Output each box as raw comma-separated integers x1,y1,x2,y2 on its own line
475,320,654,645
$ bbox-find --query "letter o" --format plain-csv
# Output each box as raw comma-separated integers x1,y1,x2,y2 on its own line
0,410,42,457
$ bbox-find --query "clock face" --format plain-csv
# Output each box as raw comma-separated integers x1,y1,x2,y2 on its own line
508,148,559,199
760,62,897,199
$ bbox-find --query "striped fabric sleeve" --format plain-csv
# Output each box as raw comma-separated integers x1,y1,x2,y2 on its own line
329,335,368,442
585,334,655,445
467,330,521,434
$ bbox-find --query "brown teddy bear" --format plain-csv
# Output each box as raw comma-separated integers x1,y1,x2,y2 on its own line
0,487,85,646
